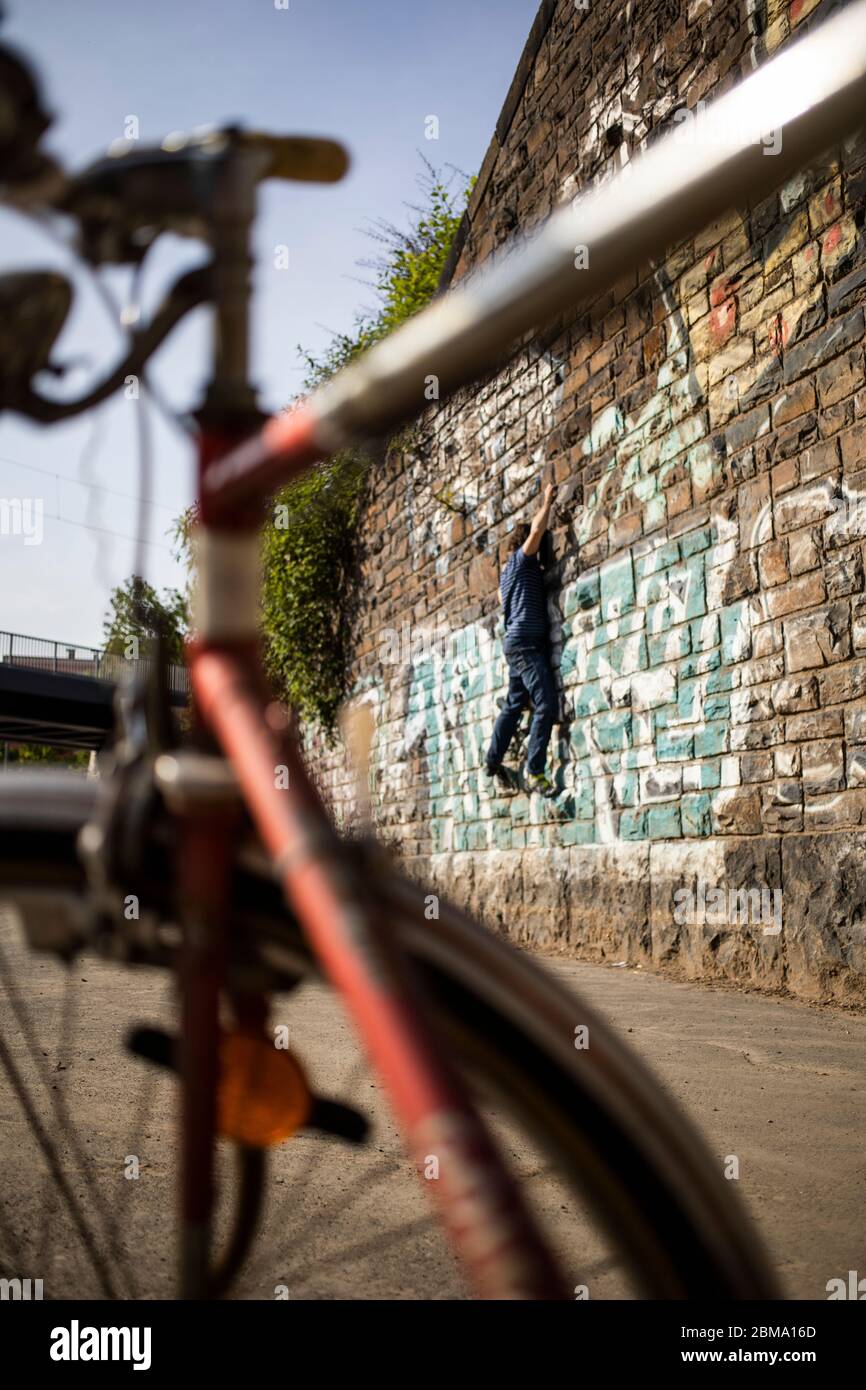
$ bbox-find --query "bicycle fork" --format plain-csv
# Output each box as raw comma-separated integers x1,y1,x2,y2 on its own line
177,808,232,1299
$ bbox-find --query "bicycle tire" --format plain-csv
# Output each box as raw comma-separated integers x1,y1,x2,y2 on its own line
0,770,779,1299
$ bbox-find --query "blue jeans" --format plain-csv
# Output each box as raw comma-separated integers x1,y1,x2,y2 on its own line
486,642,557,777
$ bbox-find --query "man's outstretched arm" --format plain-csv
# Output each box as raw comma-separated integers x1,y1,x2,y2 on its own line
522,483,557,556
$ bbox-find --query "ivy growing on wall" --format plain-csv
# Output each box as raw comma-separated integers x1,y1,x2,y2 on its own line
262,448,370,737
261,164,472,737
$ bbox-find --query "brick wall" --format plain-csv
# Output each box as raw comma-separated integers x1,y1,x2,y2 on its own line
309,0,866,1003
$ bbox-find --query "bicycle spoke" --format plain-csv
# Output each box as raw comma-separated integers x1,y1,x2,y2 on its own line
281,1213,441,1289
0,938,138,1297
36,962,77,1287
0,1188,26,1272
0,1026,119,1298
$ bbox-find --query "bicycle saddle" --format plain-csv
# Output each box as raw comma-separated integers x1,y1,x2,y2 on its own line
60,127,349,264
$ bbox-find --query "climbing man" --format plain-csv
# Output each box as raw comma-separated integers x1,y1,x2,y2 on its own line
485,481,559,797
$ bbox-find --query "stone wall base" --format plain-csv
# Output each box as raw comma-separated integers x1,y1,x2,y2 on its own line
403,833,866,1006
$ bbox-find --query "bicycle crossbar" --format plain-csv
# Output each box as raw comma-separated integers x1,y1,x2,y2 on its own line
205,0,866,512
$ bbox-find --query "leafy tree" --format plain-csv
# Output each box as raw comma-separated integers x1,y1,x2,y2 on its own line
0,580,188,771
103,575,188,665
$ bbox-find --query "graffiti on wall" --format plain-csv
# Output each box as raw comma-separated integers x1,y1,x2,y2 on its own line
339,0,864,854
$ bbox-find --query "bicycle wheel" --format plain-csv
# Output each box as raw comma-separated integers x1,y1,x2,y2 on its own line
0,770,778,1299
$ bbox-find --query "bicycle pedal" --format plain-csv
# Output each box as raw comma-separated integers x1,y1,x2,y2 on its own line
126,1025,311,1146
127,1026,368,1146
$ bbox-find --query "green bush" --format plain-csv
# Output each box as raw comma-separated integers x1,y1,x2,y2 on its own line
2,742,89,770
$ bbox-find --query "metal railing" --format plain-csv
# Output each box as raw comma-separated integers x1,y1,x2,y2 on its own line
0,630,190,695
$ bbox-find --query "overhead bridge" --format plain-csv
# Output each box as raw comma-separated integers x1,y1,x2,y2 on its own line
0,630,189,751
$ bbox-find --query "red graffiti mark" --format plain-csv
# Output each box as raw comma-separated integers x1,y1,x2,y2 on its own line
804,244,815,262
710,299,735,346
824,189,837,216
823,223,842,255
704,249,718,273
769,312,789,352
790,0,805,23
708,274,736,346
710,276,733,308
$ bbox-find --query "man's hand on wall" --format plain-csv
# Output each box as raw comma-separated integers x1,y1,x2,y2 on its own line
523,482,557,556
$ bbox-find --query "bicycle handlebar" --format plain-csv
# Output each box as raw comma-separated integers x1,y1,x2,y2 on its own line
203,0,866,512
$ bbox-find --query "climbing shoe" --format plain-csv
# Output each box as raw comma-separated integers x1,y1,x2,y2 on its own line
485,763,520,794
526,772,557,798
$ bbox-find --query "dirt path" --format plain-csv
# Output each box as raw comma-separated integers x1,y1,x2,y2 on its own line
543,957,866,1301
1,919,863,1300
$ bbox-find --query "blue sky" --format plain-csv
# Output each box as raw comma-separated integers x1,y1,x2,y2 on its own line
0,0,537,645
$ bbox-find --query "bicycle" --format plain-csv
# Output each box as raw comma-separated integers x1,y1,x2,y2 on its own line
1,0,865,1300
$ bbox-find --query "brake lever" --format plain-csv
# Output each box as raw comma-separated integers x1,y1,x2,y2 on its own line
2,263,210,423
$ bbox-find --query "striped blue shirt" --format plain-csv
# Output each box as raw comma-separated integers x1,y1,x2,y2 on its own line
501,547,548,648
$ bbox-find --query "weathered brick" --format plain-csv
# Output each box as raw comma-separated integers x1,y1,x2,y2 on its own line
854,594,866,651
787,527,822,576
754,541,784,588
761,782,804,832
775,746,801,777
825,545,864,599
785,708,844,741
765,572,826,619
804,789,866,829
816,347,864,408
712,788,762,834
839,420,866,473
772,380,816,429
846,746,866,787
740,751,773,783
817,658,866,705
772,676,819,715
774,477,838,534
783,308,864,384
801,739,845,793
799,437,839,482
783,603,851,671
